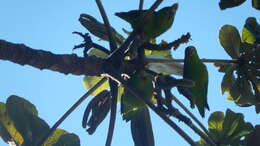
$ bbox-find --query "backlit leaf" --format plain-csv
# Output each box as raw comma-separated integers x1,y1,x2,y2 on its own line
208,111,224,131
219,25,241,59
83,76,109,96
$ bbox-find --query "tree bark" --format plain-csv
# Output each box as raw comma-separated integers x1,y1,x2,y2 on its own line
0,39,104,76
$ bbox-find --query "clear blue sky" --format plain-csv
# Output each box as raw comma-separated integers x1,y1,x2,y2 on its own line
0,0,259,146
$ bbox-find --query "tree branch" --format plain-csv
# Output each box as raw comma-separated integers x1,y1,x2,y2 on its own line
37,77,108,146
105,80,118,146
139,0,144,10
0,40,104,76
95,0,117,52
146,58,238,64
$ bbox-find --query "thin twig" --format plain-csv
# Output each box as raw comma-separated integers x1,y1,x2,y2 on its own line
104,72,198,146
139,0,144,10
108,0,164,59
172,95,216,145
164,90,216,146
37,77,108,146
105,80,118,146
146,58,238,64
141,33,191,51
171,94,210,137
95,0,117,51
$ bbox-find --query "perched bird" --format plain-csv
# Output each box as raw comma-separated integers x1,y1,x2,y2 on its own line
242,17,260,44
183,46,209,117
115,3,178,40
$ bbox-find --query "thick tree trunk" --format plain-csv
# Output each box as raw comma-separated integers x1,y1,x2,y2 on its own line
0,40,104,76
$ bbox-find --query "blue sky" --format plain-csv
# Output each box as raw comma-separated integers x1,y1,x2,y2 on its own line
0,0,259,146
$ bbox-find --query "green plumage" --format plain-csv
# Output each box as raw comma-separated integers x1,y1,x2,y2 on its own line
242,17,260,44
115,3,178,39
183,46,209,117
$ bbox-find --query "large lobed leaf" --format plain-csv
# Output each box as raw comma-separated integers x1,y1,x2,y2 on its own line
197,109,254,146
0,102,23,145
43,128,80,146
83,76,110,96
6,95,49,145
0,96,81,145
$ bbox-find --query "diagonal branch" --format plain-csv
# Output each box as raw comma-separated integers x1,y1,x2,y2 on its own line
146,58,238,64
139,0,144,10
170,94,211,137
37,77,108,146
0,40,104,76
95,0,117,51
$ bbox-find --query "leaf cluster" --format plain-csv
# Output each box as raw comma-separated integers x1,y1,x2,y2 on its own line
0,95,80,146
219,0,260,10
197,109,254,146
217,17,260,113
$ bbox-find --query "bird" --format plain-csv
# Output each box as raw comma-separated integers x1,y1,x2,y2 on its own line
183,46,209,117
115,3,178,40
242,17,260,44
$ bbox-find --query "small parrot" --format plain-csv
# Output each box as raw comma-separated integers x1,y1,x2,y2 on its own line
183,46,209,117
242,17,260,44
115,3,178,40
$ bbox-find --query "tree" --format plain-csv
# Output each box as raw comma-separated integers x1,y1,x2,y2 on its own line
0,0,259,146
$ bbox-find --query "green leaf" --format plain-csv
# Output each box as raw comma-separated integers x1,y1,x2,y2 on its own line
0,102,24,145
231,122,253,140
219,25,241,59
198,109,254,145
6,95,50,145
117,85,124,101
228,78,242,101
223,109,240,137
83,76,109,96
0,121,11,143
219,0,246,10
53,133,80,146
252,0,260,10
43,129,67,146
221,67,236,95
235,78,256,107
83,48,110,96
223,109,253,141
208,111,224,131
7,95,38,116
130,107,154,146
44,129,80,146
79,13,124,45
